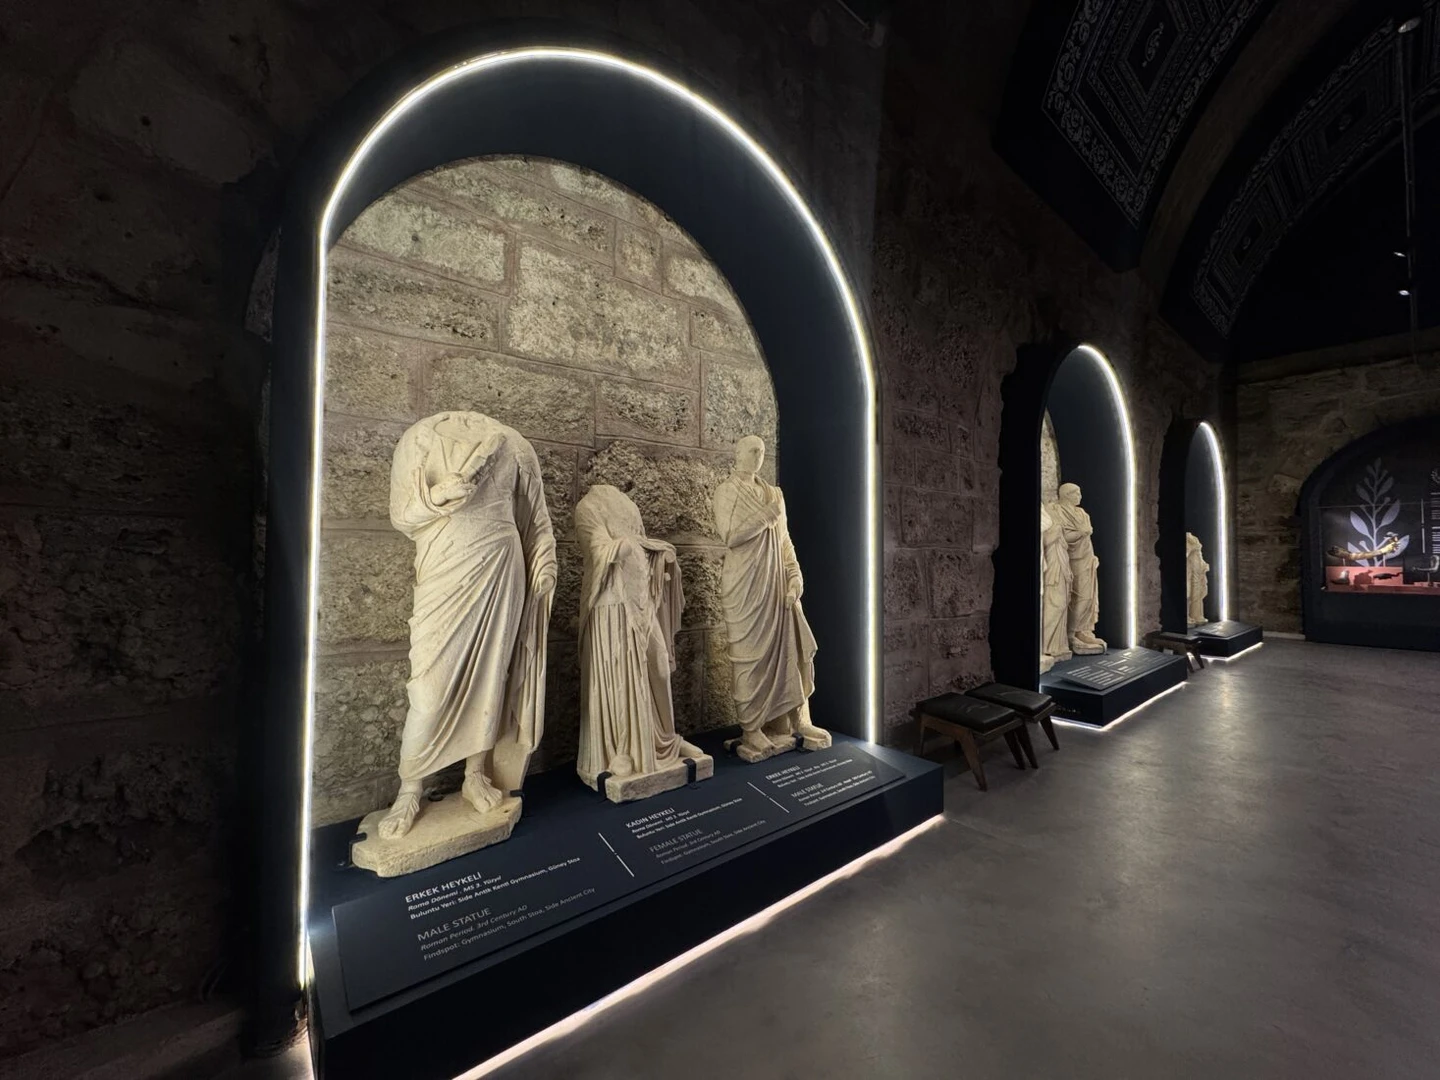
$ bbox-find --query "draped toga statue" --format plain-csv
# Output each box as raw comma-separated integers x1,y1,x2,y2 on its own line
712,436,830,763
354,411,556,876
575,485,711,801
1039,502,1073,673
1186,532,1210,628
1051,482,1106,655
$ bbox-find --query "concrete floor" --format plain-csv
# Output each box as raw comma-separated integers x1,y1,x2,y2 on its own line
239,639,1440,1079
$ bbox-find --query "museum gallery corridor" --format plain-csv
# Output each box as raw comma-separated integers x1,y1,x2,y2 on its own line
462,640,1440,1079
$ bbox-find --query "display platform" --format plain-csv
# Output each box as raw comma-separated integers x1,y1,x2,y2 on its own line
306,731,940,1079
1040,647,1188,726
1191,620,1263,657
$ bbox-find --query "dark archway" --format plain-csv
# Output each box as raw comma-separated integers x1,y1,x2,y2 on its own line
253,28,880,1049
1158,419,1228,632
1298,415,1440,651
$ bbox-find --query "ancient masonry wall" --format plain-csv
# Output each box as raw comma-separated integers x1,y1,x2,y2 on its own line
312,157,777,827
1236,345,1440,632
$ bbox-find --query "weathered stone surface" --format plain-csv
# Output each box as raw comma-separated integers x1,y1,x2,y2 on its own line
541,162,694,247
310,654,407,815
324,326,417,421
550,542,586,641
702,626,738,730
702,353,777,452
316,533,413,647
691,308,760,359
328,247,500,347
311,779,381,830
506,243,692,383
901,490,974,547
353,796,520,877
671,629,706,734
891,409,950,451
534,443,580,539
929,616,991,691
884,549,927,621
664,249,743,315
929,550,989,619
429,350,594,446
0,514,238,721
423,161,613,257
914,450,973,494
345,192,507,285
615,222,663,290
584,441,728,543
596,378,697,444
538,638,581,768
675,547,725,630
597,753,713,802
322,417,408,522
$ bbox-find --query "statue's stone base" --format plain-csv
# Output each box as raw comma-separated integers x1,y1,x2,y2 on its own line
1070,641,1105,656
580,754,715,803
352,794,521,877
725,730,830,763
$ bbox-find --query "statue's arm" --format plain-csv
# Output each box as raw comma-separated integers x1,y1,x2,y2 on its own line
777,493,803,599
389,422,450,536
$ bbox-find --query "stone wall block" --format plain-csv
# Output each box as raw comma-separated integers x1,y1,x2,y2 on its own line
702,353,778,452
310,655,408,809
662,249,744,316
534,443,579,540
428,350,595,446
345,192,507,286
542,162,695,248
928,549,989,619
596,379,698,445
506,243,693,384
584,440,728,544
615,221,663,291
321,417,409,523
674,547,725,630
316,533,413,647
884,548,927,621
690,308,760,359
328,248,501,348
702,626,738,730
891,408,950,451
421,162,613,258
311,779,382,830
901,490,974,547
323,326,420,422
670,629,707,735
928,616,991,692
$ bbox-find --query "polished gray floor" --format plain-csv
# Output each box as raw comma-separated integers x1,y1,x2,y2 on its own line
481,640,1440,1080
224,640,1440,1080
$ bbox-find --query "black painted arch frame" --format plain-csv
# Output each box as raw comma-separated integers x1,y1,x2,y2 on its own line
254,29,880,1044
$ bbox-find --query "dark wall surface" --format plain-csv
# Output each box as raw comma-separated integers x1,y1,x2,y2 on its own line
0,0,1217,1062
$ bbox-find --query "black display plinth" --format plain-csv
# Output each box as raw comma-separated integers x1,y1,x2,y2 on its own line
306,732,941,1080
1039,647,1188,727
1192,620,1263,657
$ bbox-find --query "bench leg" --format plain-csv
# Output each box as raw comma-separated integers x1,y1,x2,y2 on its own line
1038,714,1059,751
1003,730,1026,770
956,730,987,791
1015,722,1039,769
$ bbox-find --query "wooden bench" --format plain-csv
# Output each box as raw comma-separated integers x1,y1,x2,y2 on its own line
965,683,1059,752
913,693,1035,791
1144,630,1207,672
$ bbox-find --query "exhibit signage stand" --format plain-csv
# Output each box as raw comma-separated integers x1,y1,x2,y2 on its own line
1189,620,1263,657
306,732,940,1078
1038,647,1188,726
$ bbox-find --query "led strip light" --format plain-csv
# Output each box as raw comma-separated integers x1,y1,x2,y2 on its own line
1196,421,1230,622
296,47,881,987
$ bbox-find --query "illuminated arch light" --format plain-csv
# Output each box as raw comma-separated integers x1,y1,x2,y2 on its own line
1196,421,1230,622
1073,344,1138,649
295,48,881,986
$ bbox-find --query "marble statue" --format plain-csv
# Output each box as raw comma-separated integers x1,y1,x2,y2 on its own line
353,411,557,877
1186,532,1210,628
1039,502,1073,673
575,484,712,801
1051,482,1106,655
712,436,830,763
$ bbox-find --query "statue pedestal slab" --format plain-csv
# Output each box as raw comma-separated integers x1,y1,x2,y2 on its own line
353,794,521,877
580,754,716,803
725,730,830,763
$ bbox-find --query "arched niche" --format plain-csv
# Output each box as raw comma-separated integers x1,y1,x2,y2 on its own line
992,342,1136,689
1158,419,1229,632
254,31,880,1040
1298,415,1440,651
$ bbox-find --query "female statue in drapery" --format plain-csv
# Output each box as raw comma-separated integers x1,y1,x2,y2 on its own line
1040,502,1074,672
574,485,710,802
1051,482,1106,655
356,411,555,873
712,436,830,763
1186,532,1210,628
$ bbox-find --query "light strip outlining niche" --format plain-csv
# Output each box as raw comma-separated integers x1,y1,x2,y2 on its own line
1052,680,1186,733
1074,345,1138,648
297,48,882,987
1196,421,1230,621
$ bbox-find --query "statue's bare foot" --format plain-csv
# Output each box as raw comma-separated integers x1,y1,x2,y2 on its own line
678,739,703,758
740,729,773,756
462,770,504,814
377,791,420,840
794,721,829,741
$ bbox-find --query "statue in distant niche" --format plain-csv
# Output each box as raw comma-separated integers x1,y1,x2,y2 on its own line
353,411,556,877
575,484,712,802
712,436,830,763
1039,502,1073,673
1050,482,1106,655
1186,532,1210,628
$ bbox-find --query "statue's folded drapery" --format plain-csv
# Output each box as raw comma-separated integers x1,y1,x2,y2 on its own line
389,412,556,783
574,485,685,781
712,471,817,732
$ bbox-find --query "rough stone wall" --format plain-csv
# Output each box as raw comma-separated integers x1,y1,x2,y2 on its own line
0,0,882,1059
312,157,775,827
873,4,1218,743
1236,347,1440,632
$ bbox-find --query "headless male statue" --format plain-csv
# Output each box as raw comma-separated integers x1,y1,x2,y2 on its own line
712,436,830,762
1050,482,1106,655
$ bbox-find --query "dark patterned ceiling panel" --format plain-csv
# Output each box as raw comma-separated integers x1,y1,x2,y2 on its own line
1166,1,1440,357
999,0,1274,269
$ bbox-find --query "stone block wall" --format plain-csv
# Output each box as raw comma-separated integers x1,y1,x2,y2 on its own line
311,157,776,827
1236,343,1440,631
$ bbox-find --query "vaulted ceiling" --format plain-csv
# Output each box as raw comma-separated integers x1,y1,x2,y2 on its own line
997,0,1440,362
